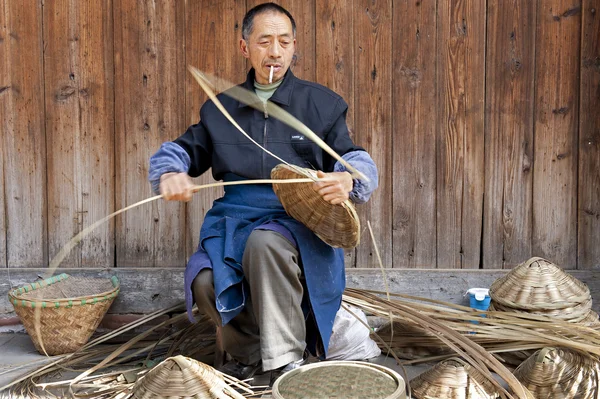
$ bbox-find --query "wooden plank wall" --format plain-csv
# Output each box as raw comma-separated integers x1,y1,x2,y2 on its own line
0,0,598,271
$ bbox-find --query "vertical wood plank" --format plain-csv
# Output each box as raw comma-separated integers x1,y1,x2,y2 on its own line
184,0,244,258
114,0,186,267
483,0,536,269
44,0,115,268
578,0,600,269
315,0,356,267
392,0,437,268
0,0,5,267
0,0,47,267
436,0,486,269
354,0,393,268
533,0,580,268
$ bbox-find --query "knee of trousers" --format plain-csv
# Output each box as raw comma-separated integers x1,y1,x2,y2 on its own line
192,268,216,311
243,229,299,276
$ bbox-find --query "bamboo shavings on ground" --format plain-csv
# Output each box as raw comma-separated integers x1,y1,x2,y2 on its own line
5,305,266,399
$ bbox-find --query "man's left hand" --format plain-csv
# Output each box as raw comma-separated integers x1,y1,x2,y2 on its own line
313,171,353,205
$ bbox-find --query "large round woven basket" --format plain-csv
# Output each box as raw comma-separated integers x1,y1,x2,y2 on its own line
410,358,500,399
489,257,593,325
271,163,360,249
8,273,119,355
131,355,244,399
513,347,600,398
272,360,406,399
489,257,591,311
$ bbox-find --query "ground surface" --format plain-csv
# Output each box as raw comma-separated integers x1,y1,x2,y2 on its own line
0,333,430,398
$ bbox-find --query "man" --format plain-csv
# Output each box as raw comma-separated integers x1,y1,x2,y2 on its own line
148,3,378,381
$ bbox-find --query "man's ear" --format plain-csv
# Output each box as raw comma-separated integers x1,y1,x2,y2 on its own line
240,39,250,58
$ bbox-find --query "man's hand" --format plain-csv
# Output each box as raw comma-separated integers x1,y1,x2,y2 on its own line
313,171,353,205
159,172,194,202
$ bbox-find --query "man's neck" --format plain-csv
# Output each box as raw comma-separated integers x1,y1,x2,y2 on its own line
254,79,283,103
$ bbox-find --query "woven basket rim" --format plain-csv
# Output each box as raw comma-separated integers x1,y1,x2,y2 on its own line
8,273,120,306
272,360,406,399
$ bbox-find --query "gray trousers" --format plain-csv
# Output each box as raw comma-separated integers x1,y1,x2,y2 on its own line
192,229,306,371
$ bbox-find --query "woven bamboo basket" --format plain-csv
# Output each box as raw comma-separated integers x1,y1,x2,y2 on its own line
513,347,600,399
410,358,500,399
8,273,119,355
131,355,245,399
271,163,360,249
489,257,591,314
272,360,406,399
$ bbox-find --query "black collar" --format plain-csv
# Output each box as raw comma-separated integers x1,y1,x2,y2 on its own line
238,67,296,107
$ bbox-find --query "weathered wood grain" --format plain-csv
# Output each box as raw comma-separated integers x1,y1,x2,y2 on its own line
44,1,115,268
184,0,244,258
436,0,487,269
0,0,5,268
315,0,356,267
114,0,186,267
392,0,437,268
578,0,600,269
3,267,600,316
353,0,393,268
0,0,47,267
483,0,536,269
533,0,580,268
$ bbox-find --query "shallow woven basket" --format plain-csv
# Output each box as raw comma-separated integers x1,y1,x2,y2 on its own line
513,347,600,398
132,355,244,399
489,257,591,313
271,163,360,249
410,358,500,399
8,273,119,355
272,360,406,399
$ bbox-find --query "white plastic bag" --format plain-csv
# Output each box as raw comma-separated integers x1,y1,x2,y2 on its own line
327,304,381,361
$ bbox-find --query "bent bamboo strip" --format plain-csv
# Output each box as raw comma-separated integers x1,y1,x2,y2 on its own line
187,65,369,182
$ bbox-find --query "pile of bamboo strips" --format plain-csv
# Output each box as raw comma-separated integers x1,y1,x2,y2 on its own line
2,305,267,399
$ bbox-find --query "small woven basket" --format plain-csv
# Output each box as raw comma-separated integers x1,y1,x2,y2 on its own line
271,163,361,249
410,358,500,399
489,257,591,314
272,360,406,399
131,355,244,399
8,273,119,355
513,347,600,398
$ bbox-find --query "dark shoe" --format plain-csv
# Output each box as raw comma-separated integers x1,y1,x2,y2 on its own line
269,354,310,386
218,360,262,380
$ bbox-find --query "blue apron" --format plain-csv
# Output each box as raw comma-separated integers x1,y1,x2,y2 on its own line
189,174,345,355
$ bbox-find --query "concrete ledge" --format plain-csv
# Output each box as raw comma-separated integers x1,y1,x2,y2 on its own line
2,268,600,322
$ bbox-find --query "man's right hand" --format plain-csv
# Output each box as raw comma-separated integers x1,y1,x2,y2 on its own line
159,172,194,202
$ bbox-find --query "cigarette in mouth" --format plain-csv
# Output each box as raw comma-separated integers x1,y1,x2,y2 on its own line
269,66,274,84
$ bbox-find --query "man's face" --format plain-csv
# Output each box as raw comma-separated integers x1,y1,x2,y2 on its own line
240,11,296,85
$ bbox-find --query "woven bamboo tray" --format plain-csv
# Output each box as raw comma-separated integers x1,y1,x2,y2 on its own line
271,163,360,249
410,358,500,399
513,347,600,399
8,273,119,355
272,360,406,399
